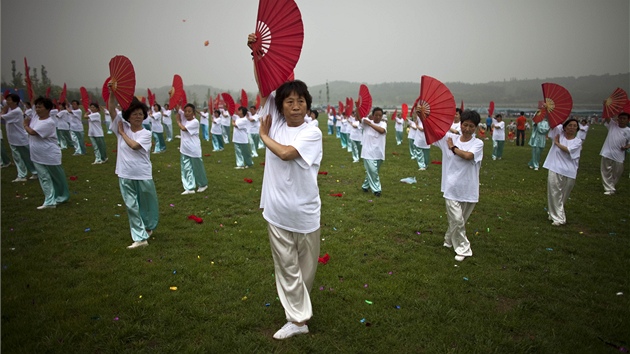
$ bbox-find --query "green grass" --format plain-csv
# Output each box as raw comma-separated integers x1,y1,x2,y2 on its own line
2,120,629,353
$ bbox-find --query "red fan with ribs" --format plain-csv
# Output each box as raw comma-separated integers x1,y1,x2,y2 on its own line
338,101,344,115
108,55,136,110
45,87,51,98
532,109,546,124
416,76,456,145
169,75,184,108
148,89,155,107
60,83,67,104
541,83,573,128
402,103,409,120
391,109,398,120
221,93,236,116
346,98,353,116
357,84,372,118
251,0,304,97
602,87,628,119
102,78,110,107
241,89,248,107
24,58,34,101
80,87,90,111
488,101,495,117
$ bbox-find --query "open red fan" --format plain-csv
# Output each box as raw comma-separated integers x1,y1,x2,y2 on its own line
221,93,236,116
256,94,261,109
181,90,188,107
148,89,155,107
532,109,546,124
59,83,67,104
168,75,184,108
80,87,90,111
240,89,248,107
541,83,573,128
602,87,628,119
24,58,34,101
251,0,304,97
45,87,51,98
391,109,398,120
346,98,353,116
402,103,408,120
108,55,136,110
488,101,495,117
357,84,372,118
417,75,456,145
102,78,110,107
622,100,630,115
331,107,337,117
338,101,344,115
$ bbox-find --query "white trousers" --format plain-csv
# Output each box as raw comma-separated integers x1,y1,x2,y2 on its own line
444,199,475,257
267,223,320,323
547,171,575,224
601,156,624,193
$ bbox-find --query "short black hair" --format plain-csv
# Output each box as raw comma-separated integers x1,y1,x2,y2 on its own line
184,103,195,112
90,102,100,110
6,93,20,104
154,103,161,111
238,106,248,116
34,96,53,110
310,110,319,119
495,114,503,119
455,108,462,114
372,107,383,115
274,80,312,115
71,100,80,105
520,111,525,115
562,117,578,129
460,109,480,126
122,97,148,121
619,112,629,119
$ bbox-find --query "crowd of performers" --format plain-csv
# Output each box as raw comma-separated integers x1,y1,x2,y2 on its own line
2,60,630,341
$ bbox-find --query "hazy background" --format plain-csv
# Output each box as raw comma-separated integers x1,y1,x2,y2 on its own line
1,0,629,92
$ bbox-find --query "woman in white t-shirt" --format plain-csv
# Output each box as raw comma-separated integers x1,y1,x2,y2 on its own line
176,103,208,194
199,108,210,142
413,117,430,170
161,104,173,142
249,32,322,340
210,109,224,151
85,103,108,164
394,114,404,145
426,109,484,262
491,114,505,160
348,114,363,163
150,104,166,153
247,106,261,157
23,97,70,209
232,107,253,169
360,107,387,197
406,117,418,160
108,93,159,249
542,118,582,226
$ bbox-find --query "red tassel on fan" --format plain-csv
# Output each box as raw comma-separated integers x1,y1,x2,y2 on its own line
244,178,253,183
251,0,303,97
402,103,408,120
45,87,51,98
329,193,343,197
391,109,398,120
318,171,328,175
488,101,495,117
24,57,34,101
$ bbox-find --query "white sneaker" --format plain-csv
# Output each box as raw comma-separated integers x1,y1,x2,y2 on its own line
197,185,208,193
127,240,148,249
443,242,452,248
29,174,39,180
604,191,615,195
181,190,196,195
92,160,101,165
534,168,538,171
234,166,245,169
273,322,309,340
419,168,426,171
37,204,56,210
551,221,565,226
12,177,27,182
454,255,466,262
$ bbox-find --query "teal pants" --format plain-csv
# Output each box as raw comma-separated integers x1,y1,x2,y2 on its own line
395,131,403,145
362,159,383,193
90,136,108,162
119,178,159,242
33,162,69,206
181,154,208,191
249,133,260,157
350,139,362,163
58,130,73,149
1,139,11,166
71,131,86,154
235,143,253,168
10,144,37,178
153,132,166,153
492,140,505,158
417,148,430,169
528,147,544,169
408,139,417,159
212,134,224,151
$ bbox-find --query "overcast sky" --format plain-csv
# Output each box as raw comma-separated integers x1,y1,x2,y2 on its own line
1,0,628,93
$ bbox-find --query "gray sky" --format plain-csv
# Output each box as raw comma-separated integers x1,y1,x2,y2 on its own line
2,0,628,93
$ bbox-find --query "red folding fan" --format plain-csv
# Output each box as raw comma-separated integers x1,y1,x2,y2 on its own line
331,107,336,117
256,94,261,109
241,89,248,107
45,87,51,98
221,93,236,116
102,78,110,107
338,101,344,115
488,101,495,117
391,109,398,120
80,87,90,111
541,83,573,128
108,55,136,110
602,87,628,119
417,76,456,145
59,83,67,104
147,89,154,107
251,0,304,97
357,84,372,118
346,98,353,116
402,103,408,120
24,58,34,101
622,100,630,115
181,90,188,107
532,109,546,124
168,74,184,108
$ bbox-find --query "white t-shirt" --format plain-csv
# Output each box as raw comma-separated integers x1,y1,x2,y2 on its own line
233,116,249,144
451,122,461,134
111,115,153,180
87,112,104,137
161,109,172,125
349,118,363,141
434,132,484,203
259,93,323,233
29,115,62,165
211,115,223,135
407,119,417,139
56,110,72,130
542,125,582,179
150,111,163,133
180,117,201,158
492,120,505,141
1,106,29,146
199,111,209,126
395,117,404,132
70,109,84,131
104,110,112,123
327,114,334,126
248,112,260,134
220,110,231,127
413,119,430,149
360,119,387,160
600,120,630,163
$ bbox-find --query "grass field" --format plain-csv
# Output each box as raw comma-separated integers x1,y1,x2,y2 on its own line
1,117,629,353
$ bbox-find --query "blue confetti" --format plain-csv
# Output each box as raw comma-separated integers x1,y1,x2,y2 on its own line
546,248,553,251
84,228,91,232
463,277,469,281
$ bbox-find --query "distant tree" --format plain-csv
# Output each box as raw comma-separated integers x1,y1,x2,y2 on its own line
31,67,40,96
41,65,51,92
11,60,24,88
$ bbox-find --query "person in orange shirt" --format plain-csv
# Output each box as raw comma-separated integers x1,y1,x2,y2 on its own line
516,111,527,146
